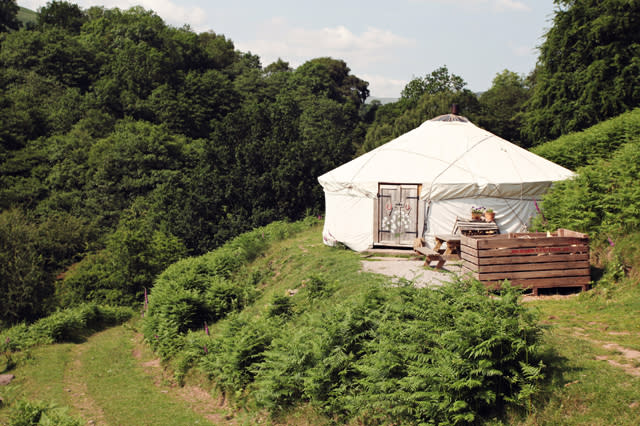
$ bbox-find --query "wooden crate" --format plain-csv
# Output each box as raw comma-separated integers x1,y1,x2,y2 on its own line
460,229,590,294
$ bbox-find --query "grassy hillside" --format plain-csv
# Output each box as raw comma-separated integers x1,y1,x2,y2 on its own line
16,7,37,27
531,108,640,170
2,220,639,425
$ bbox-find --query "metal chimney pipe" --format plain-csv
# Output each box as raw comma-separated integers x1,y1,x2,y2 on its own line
451,104,459,115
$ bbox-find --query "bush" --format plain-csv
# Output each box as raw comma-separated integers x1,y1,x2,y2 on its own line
199,316,279,396
267,295,294,318
533,142,640,241
305,274,330,300
0,209,54,327
142,218,544,423
0,304,133,353
8,400,82,426
143,219,317,358
254,280,543,424
532,107,640,170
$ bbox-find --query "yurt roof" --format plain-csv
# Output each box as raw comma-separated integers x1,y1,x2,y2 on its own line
318,115,575,201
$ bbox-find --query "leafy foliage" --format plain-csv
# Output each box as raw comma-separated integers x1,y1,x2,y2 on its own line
37,1,87,34
0,208,94,327
255,280,543,424
532,107,640,170
534,140,640,240
361,86,481,153
142,219,319,359
8,399,82,426
0,304,133,353
0,4,368,322
144,220,544,424
0,0,20,33
401,66,466,102
477,70,531,147
522,0,640,143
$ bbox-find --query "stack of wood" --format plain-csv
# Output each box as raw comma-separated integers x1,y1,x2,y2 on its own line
453,218,499,236
460,229,590,294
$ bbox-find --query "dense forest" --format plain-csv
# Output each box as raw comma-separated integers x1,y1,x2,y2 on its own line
1,0,640,328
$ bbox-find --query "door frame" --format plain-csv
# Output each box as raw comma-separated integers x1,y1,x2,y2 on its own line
373,183,424,247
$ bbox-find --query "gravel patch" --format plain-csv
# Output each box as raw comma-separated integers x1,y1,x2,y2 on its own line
361,257,463,288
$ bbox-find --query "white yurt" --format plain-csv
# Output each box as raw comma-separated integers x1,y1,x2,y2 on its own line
318,114,575,251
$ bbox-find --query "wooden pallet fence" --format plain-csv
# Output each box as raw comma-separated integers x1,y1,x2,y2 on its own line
460,229,590,294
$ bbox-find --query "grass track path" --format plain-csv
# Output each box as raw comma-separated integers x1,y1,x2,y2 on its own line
62,344,108,425
63,324,229,425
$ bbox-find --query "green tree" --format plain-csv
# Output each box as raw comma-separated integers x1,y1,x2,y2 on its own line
58,201,186,306
478,70,531,146
522,0,640,143
0,209,53,326
37,1,87,33
401,65,466,103
84,120,188,227
361,70,480,153
0,0,20,33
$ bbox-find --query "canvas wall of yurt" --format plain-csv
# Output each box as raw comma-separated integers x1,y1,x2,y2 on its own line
318,114,575,251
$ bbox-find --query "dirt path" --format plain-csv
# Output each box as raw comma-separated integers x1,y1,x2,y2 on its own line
130,333,237,425
62,342,108,425
361,256,462,287
59,326,237,425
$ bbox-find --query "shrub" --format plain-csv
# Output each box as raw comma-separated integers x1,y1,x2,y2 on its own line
534,142,640,241
254,280,543,424
532,108,640,170
0,304,133,353
305,274,330,300
199,315,279,396
143,219,317,358
267,295,294,319
8,400,82,426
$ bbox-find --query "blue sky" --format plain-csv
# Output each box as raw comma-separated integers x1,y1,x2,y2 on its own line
20,0,558,98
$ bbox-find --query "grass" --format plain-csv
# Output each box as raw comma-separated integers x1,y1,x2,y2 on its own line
516,279,640,425
220,224,388,324
17,7,37,27
0,321,217,425
1,343,75,408
2,222,640,424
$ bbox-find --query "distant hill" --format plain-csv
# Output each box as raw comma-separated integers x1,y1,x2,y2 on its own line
17,6,37,27
366,96,398,104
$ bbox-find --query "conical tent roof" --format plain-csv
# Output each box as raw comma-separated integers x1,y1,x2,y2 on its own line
318,115,575,200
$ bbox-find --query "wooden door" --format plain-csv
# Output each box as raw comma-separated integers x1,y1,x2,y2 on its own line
377,184,419,246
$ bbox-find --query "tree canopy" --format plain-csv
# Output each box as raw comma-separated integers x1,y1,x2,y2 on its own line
0,4,370,318
0,0,20,33
477,70,531,147
522,0,640,143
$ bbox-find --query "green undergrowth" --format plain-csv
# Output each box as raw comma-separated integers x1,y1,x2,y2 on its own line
0,321,214,425
1,304,133,372
532,107,640,170
5,400,83,426
143,218,548,424
517,278,640,425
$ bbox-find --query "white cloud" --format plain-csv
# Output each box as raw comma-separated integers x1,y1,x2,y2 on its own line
237,18,415,71
494,0,531,12
360,74,408,99
508,41,534,57
410,0,531,12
